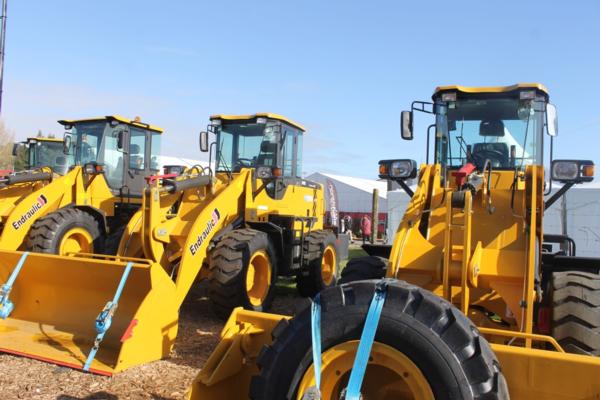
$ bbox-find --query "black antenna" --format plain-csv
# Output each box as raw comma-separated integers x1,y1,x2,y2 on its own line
0,0,7,115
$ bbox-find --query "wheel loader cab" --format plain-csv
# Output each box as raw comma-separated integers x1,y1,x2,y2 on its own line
433,86,547,171
211,114,304,197
22,138,68,175
61,116,162,197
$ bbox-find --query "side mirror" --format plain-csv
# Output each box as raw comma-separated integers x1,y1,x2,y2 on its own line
63,134,72,155
378,159,417,180
199,131,209,152
12,143,19,156
551,159,594,183
546,103,558,137
117,130,125,151
401,111,413,140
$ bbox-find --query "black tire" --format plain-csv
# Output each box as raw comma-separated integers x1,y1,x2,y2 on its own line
340,255,388,284
250,280,509,400
27,208,104,254
296,230,339,298
551,270,600,355
104,225,126,255
208,228,277,319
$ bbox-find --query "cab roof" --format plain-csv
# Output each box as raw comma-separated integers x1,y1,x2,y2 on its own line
210,113,306,132
434,83,549,99
57,115,164,133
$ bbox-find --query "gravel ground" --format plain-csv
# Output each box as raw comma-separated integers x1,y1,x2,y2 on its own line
0,282,303,400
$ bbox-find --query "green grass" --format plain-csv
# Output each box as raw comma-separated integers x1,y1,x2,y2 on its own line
275,246,368,295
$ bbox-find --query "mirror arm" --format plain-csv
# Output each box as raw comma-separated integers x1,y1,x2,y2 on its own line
426,124,435,163
411,101,435,114
545,181,574,210
544,136,554,195
395,178,414,197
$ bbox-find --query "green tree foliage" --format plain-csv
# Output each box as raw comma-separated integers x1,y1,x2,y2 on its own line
0,122,15,170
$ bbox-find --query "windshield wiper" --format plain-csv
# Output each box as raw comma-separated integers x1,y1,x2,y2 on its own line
518,105,532,170
217,140,233,180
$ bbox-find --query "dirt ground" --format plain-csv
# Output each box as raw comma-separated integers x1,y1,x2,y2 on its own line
0,282,304,400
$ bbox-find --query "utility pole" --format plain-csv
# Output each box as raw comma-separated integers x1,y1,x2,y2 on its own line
0,0,7,115
371,188,379,244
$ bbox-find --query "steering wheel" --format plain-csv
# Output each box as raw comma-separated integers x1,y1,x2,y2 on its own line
471,149,506,169
233,158,255,171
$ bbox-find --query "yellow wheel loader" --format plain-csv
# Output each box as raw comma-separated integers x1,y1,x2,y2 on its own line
0,115,163,255
0,137,66,235
12,136,68,174
189,85,600,400
0,113,343,375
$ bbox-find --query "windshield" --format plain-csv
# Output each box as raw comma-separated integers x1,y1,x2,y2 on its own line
30,141,69,175
435,97,545,169
68,121,107,165
216,122,279,172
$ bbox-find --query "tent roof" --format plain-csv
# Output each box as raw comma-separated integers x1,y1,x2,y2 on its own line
308,172,388,199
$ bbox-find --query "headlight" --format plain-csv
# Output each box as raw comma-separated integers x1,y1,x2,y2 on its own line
551,160,594,183
163,165,184,176
84,163,104,175
256,166,273,179
378,159,417,180
390,160,414,178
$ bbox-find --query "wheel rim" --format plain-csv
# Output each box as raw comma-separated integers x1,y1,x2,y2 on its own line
59,227,94,255
245,250,272,307
321,245,336,286
297,341,434,400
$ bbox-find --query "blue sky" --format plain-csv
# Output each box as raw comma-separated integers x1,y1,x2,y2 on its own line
4,0,600,179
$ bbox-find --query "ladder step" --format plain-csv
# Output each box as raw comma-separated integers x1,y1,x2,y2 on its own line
451,245,463,261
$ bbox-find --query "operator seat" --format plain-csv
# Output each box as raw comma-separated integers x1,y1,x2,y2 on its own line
129,144,143,169
472,120,509,169
256,141,277,167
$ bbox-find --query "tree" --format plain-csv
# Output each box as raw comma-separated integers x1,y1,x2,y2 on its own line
0,121,15,170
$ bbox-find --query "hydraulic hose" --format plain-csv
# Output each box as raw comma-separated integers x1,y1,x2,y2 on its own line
162,175,211,193
0,172,52,185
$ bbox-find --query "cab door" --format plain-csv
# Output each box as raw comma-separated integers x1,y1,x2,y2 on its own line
123,127,151,197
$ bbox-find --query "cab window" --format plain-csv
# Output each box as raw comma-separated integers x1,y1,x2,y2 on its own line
103,129,125,188
150,132,161,172
296,133,303,177
129,127,146,170
282,128,295,177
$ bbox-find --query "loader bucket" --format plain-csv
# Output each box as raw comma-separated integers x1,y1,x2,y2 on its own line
0,250,179,375
187,308,289,400
188,310,600,400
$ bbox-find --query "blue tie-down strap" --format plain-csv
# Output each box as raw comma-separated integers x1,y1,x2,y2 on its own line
344,280,388,400
301,294,323,399
310,293,323,395
0,252,30,319
83,261,134,371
